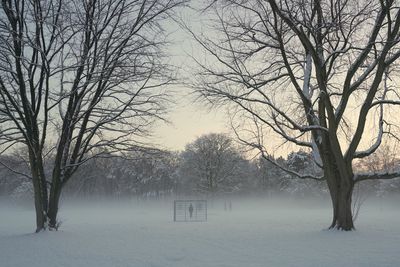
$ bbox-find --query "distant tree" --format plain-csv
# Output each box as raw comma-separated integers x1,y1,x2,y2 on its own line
286,151,315,174
255,155,288,195
0,153,29,196
357,143,400,196
285,151,325,196
0,0,185,232
255,152,326,196
63,149,179,199
123,150,179,199
179,133,248,195
192,0,400,230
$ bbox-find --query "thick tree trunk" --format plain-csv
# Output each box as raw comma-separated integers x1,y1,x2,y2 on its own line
48,172,63,229
327,179,354,231
319,139,355,231
48,188,61,230
32,173,46,233
29,151,48,232
335,191,354,230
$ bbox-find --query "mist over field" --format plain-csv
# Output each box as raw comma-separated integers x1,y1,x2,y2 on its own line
1,195,400,267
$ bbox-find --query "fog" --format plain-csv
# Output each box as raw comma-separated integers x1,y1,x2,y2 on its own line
1,195,400,267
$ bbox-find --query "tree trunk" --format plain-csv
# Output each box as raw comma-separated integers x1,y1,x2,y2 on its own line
327,179,355,231
320,143,355,231
32,173,46,233
48,174,63,230
29,152,48,232
47,191,61,230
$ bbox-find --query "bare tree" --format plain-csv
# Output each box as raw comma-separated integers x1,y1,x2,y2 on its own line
180,133,247,195
0,0,186,232
191,0,400,230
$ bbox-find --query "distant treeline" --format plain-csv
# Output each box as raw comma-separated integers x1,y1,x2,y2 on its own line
1,134,399,201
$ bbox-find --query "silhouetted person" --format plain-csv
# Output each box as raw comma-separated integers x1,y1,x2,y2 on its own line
189,203,194,218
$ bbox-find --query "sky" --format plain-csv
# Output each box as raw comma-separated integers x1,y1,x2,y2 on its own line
150,9,231,151
152,93,229,151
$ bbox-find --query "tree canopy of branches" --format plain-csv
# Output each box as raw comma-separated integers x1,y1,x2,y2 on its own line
179,133,248,195
0,0,186,232
192,0,400,230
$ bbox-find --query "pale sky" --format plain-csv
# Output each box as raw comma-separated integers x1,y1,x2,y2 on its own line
150,10,231,151
149,10,301,154
153,96,229,151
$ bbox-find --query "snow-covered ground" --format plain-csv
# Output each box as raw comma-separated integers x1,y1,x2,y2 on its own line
1,196,399,267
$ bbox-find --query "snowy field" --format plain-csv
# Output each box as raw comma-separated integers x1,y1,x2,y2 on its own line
1,196,400,267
